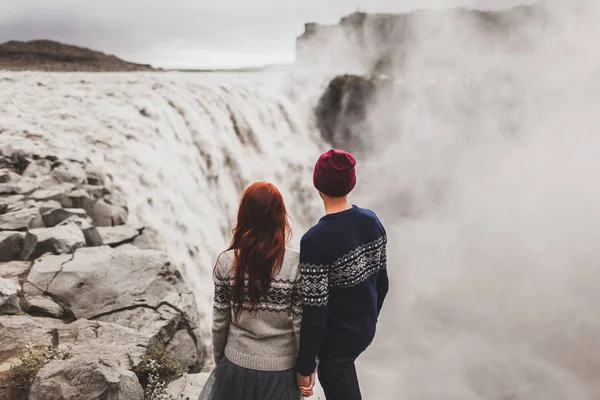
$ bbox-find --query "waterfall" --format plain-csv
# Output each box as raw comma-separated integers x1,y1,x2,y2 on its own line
0,70,328,352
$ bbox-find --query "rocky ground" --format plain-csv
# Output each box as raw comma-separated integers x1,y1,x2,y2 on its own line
0,147,210,399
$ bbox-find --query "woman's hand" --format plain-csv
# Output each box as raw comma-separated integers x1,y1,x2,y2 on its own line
296,372,316,397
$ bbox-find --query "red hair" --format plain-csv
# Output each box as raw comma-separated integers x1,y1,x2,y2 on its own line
225,182,291,320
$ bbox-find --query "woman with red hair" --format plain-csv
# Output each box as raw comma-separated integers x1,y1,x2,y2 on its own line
199,182,302,400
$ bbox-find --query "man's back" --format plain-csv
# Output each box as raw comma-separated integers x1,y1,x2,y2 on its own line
297,205,388,376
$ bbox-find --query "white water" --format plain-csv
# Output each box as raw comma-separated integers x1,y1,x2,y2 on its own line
0,70,328,353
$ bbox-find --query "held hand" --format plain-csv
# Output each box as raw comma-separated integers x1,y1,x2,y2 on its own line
296,372,316,397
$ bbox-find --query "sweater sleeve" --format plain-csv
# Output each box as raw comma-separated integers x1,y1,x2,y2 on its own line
297,236,330,376
212,253,231,363
291,266,303,350
376,237,389,317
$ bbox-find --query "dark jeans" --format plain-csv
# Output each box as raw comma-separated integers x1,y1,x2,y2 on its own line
317,357,362,400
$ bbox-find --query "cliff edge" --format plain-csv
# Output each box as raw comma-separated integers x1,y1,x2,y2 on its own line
0,40,155,72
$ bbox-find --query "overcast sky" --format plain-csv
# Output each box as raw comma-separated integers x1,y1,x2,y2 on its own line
0,0,529,69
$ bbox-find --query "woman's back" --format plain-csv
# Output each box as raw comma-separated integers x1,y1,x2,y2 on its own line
212,248,301,371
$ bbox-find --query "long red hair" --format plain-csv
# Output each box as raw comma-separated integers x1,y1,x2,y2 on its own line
225,182,291,320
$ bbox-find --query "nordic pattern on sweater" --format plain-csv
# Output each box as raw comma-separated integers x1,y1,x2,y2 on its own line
211,248,302,372
297,205,389,377
301,235,387,306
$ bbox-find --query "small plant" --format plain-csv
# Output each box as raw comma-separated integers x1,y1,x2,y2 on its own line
8,343,71,391
134,345,185,400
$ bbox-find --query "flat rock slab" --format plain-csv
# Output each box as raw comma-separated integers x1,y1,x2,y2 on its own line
90,198,128,227
22,224,85,261
46,246,185,319
0,261,31,280
54,319,153,368
0,231,25,261
0,277,21,315
0,315,64,370
42,208,88,227
25,296,65,319
27,254,73,292
58,216,103,247
96,304,181,345
166,373,210,399
28,188,68,205
0,207,43,231
96,225,140,247
29,355,144,400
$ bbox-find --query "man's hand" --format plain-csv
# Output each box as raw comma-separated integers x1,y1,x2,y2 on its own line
296,372,316,397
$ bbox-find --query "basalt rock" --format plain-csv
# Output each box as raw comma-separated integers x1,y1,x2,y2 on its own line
29,355,144,400
0,277,21,315
21,224,85,261
0,231,25,261
0,208,43,231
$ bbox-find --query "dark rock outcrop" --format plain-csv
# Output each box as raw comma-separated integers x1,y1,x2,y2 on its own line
315,74,377,154
0,40,155,72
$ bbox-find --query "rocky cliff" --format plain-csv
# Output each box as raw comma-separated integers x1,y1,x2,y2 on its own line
0,40,155,72
0,148,207,399
296,2,544,74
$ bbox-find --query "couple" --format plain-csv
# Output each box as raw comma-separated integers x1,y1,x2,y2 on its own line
199,149,388,400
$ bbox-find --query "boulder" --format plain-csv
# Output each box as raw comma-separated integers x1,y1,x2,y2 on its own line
0,183,15,195
58,216,103,247
29,188,69,205
90,198,127,226
25,296,65,319
51,161,87,186
82,185,110,200
42,208,87,227
22,159,52,178
43,246,204,369
0,315,63,374
97,225,140,247
0,156,11,169
85,165,106,185
0,208,43,231
68,189,92,210
29,355,144,400
0,316,154,371
0,169,9,183
0,231,25,261
6,198,37,214
21,224,85,261
0,277,21,315
166,329,200,371
0,201,7,214
166,373,210,399
46,247,187,319
27,254,73,292
96,305,181,347
11,177,40,195
54,319,154,368
0,261,31,280
38,200,62,214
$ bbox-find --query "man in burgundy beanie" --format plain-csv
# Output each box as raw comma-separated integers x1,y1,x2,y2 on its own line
296,149,389,400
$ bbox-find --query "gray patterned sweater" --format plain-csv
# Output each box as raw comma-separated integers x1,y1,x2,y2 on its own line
212,248,302,371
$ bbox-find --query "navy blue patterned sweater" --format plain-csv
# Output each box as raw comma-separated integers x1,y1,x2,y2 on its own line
297,205,388,376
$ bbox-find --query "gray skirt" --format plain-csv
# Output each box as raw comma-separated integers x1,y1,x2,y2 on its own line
198,357,301,400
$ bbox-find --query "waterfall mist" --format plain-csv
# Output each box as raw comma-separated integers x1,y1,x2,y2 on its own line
349,1,600,398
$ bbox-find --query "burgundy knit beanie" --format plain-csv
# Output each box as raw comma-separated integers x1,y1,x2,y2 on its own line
313,149,357,197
